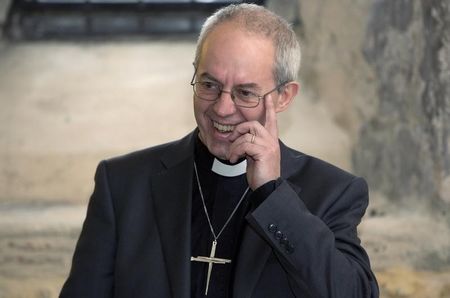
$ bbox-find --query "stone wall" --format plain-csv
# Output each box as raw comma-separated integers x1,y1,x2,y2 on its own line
353,0,450,210
299,0,450,210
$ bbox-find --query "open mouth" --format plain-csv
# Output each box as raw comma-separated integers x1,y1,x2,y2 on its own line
213,121,235,133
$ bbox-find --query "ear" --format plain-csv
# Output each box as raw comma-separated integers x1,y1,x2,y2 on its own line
274,81,299,113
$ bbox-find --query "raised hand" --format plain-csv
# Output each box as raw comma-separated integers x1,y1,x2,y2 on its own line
227,96,281,190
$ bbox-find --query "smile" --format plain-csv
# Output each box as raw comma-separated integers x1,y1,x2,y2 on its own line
213,121,235,133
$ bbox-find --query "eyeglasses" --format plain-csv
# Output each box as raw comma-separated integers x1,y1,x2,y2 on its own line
190,71,287,108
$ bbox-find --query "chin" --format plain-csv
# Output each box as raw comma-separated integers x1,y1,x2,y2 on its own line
198,130,229,159
207,143,229,160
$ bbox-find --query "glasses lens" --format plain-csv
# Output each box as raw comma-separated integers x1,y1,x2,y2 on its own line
192,81,260,108
194,82,219,101
233,88,260,108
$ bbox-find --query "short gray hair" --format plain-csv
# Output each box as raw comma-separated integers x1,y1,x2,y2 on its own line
194,3,301,85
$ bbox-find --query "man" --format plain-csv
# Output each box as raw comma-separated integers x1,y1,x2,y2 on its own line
60,3,378,298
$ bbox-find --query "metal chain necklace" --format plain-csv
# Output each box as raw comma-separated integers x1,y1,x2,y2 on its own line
190,161,250,296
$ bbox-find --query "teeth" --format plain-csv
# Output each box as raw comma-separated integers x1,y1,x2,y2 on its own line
213,122,234,132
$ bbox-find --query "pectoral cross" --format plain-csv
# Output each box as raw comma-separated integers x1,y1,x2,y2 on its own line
190,240,231,295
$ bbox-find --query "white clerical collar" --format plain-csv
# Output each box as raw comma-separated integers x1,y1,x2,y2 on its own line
211,158,247,177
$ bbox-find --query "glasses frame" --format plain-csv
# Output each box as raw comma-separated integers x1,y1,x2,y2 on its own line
190,69,288,108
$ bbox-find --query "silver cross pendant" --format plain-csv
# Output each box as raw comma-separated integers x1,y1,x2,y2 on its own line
190,240,231,295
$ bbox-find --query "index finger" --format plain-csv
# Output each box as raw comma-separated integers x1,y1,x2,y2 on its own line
264,95,278,137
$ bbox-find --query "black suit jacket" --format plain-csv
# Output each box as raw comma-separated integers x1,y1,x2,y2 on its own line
60,130,379,298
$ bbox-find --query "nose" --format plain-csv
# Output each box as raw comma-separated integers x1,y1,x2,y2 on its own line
212,90,237,116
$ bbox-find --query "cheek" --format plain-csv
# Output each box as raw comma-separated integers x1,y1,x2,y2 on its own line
194,99,210,115
193,100,205,120
194,101,213,131
240,108,265,124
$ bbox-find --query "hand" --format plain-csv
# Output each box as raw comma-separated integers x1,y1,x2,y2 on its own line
227,96,281,190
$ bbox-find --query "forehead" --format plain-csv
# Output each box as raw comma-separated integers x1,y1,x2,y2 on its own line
197,22,275,83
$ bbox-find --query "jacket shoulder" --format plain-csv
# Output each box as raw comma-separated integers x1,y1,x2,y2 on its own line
102,131,195,177
281,144,368,216
282,143,357,183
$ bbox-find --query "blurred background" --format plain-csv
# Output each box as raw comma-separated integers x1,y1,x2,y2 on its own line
0,0,449,297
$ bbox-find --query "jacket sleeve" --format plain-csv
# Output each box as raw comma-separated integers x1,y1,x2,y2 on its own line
60,161,116,298
246,177,379,298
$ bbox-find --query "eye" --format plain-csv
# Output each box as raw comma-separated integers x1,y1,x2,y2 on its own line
235,88,256,99
200,81,219,90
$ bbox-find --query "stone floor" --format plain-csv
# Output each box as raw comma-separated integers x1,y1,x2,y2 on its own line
0,40,449,298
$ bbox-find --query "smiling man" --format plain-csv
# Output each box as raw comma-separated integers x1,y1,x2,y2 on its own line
60,4,378,298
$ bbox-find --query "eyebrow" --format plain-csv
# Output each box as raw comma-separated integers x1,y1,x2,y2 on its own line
198,72,262,91
198,73,221,84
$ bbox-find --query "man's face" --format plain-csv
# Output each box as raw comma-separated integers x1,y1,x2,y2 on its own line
193,22,279,160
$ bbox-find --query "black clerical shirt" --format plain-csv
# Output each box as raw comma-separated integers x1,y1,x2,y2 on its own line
191,137,277,297
191,138,250,298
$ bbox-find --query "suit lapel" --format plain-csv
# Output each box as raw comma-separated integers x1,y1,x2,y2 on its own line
151,132,196,298
233,142,305,297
